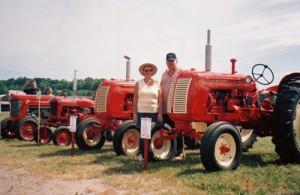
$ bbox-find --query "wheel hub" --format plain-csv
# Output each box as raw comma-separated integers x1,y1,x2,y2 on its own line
127,136,135,144
154,138,163,149
219,143,230,154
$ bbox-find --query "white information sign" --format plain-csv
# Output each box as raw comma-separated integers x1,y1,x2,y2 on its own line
36,90,42,99
141,117,152,139
70,116,77,132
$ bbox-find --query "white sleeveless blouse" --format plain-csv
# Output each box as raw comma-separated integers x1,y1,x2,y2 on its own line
137,79,159,113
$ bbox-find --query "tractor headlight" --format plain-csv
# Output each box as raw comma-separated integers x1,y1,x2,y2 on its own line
245,76,253,84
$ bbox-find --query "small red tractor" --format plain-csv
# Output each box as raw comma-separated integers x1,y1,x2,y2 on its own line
75,56,141,156
139,30,300,171
0,94,52,141
35,96,95,145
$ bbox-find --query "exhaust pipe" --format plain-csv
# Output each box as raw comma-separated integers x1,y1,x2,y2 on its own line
205,30,212,71
124,55,131,81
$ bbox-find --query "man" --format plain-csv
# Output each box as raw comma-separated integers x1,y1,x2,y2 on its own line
21,80,40,95
160,52,185,160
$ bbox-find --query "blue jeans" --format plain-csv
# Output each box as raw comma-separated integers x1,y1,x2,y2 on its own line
136,113,158,129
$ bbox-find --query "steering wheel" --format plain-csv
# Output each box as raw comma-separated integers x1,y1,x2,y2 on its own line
251,64,274,85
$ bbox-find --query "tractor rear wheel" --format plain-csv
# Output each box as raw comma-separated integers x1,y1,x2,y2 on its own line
1,117,15,138
75,118,105,150
16,117,37,141
52,126,71,146
200,122,242,171
140,123,177,161
271,79,300,163
113,121,140,156
237,127,257,152
34,126,52,144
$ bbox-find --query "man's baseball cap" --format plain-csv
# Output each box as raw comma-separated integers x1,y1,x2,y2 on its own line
166,53,177,61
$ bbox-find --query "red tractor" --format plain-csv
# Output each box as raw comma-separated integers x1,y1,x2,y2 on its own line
139,30,300,171
75,56,141,156
1,94,53,141
35,96,95,145
1,94,52,141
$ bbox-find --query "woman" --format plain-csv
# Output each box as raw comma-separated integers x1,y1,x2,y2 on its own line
133,63,163,128
44,87,53,95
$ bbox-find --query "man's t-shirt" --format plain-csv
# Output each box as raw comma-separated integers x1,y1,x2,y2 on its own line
23,88,40,95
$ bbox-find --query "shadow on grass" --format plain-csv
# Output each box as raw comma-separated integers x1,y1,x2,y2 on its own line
99,148,287,177
37,146,114,158
241,153,283,167
98,150,205,175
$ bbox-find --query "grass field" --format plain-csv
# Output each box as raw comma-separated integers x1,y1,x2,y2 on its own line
1,113,300,194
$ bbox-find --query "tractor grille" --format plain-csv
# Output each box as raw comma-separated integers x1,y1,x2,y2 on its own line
10,100,22,117
172,78,192,114
95,86,110,112
50,101,58,116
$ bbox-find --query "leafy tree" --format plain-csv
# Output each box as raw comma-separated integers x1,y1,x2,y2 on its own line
0,77,104,98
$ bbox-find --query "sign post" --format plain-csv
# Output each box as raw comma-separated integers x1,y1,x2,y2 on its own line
141,117,151,171
36,90,42,143
70,115,77,156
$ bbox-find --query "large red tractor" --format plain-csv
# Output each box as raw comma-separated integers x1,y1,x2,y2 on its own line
75,56,141,156
139,30,300,171
1,94,52,141
35,96,95,145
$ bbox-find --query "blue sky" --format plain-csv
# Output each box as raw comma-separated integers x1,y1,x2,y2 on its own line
0,0,299,89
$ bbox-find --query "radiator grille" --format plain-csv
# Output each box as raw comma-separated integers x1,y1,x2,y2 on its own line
95,86,110,112
50,101,58,116
173,78,192,114
10,100,22,117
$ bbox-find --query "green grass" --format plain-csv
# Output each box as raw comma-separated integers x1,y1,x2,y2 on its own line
1,112,300,194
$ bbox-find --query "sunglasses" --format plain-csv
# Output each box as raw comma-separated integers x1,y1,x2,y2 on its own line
144,69,153,72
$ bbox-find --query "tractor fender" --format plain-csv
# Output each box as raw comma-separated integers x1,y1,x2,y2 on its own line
278,72,300,92
261,85,278,95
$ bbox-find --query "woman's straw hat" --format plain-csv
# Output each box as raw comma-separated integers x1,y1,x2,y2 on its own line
139,63,157,76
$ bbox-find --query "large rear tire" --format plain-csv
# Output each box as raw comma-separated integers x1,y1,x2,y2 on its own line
140,123,177,161
75,118,105,150
52,126,72,146
113,121,140,156
16,117,38,141
272,79,300,163
200,122,242,171
1,117,15,138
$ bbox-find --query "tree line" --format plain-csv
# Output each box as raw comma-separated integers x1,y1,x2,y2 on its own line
0,77,105,97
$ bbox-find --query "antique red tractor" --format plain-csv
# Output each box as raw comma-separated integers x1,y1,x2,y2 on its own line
1,94,52,141
75,56,141,156
34,96,95,145
139,30,300,171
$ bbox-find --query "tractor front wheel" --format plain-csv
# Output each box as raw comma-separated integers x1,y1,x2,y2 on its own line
272,79,300,163
16,117,37,141
140,123,177,161
200,122,242,171
34,126,52,144
113,121,140,156
52,126,72,146
75,119,105,150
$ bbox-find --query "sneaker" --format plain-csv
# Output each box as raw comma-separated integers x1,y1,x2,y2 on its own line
174,152,186,161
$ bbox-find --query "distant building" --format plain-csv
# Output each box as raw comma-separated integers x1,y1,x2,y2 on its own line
0,94,9,112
